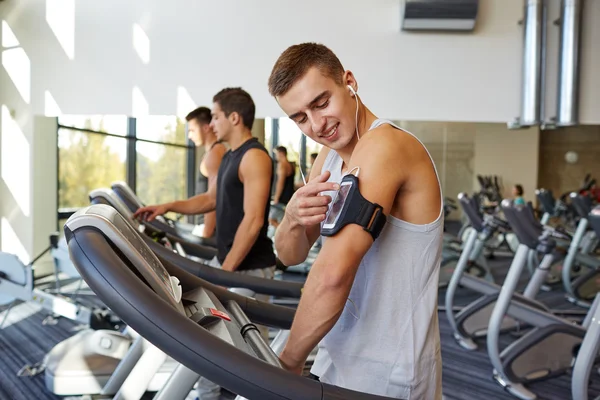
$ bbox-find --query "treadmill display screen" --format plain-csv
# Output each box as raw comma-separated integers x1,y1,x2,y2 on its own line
96,207,177,302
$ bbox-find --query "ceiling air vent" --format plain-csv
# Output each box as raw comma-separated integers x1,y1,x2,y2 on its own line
401,0,479,32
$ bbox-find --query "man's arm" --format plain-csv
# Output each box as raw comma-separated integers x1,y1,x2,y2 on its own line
133,175,218,221
273,163,287,204
274,147,332,265
220,149,272,272
279,132,404,372
133,192,217,221
202,144,226,237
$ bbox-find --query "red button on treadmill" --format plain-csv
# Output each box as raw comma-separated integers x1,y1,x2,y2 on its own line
209,308,231,321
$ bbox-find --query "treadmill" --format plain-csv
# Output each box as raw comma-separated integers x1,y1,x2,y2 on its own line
91,188,217,261
44,190,304,397
89,188,302,299
111,180,217,248
63,204,399,399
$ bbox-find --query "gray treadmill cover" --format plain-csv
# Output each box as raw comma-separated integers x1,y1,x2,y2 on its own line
457,192,484,232
570,192,593,218
500,199,542,249
112,181,143,208
89,188,139,224
111,181,178,228
535,189,556,214
65,205,179,308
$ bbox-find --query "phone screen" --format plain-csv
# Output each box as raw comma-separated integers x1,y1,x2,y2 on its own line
324,182,352,226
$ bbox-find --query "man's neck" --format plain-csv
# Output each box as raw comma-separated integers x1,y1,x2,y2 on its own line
228,129,254,151
337,105,378,172
203,134,218,151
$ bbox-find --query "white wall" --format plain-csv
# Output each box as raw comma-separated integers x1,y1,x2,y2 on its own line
1,0,598,123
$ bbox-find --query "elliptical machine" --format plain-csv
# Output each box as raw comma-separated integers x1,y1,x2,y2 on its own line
486,200,600,400
445,194,586,351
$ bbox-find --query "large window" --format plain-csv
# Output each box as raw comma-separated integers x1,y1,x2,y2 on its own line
264,117,326,184
58,118,127,209
57,115,195,224
136,142,187,220
135,115,187,145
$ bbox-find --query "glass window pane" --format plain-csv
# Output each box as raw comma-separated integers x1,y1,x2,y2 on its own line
136,141,187,219
305,136,323,176
264,117,273,152
58,115,128,135
136,116,187,145
277,117,302,164
277,117,303,184
58,128,127,208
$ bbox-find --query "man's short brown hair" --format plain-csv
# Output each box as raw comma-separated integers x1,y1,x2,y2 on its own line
185,106,212,125
213,87,255,130
275,145,288,156
268,43,345,97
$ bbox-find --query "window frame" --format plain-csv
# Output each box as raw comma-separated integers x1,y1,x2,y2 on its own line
56,116,195,227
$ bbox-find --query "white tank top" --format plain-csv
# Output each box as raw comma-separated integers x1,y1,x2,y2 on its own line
311,119,443,399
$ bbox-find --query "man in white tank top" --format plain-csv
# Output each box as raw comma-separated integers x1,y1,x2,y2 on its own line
267,43,444,399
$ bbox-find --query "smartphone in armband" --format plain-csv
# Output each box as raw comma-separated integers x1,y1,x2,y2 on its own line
321,174,387,240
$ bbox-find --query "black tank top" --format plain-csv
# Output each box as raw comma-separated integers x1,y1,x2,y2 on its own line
279,161,296,205
215,138,276,270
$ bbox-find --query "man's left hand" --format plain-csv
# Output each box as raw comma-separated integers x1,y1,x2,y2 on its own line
279,358,304,375
279,353,304,375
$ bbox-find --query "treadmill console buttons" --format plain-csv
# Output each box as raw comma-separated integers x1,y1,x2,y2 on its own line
99,337,113,349
210,309,231,321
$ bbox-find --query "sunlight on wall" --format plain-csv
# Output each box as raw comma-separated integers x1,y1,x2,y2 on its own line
133,23,150,64
1,217,30,264
132,86,149,116
2,48,31,104
1,105,31,217
44,90,62,116
45,0,75,60
176,86,196,118
1,20,19,48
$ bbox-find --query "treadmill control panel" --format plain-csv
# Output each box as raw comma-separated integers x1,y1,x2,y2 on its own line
109,210,177,302
69,205,178,304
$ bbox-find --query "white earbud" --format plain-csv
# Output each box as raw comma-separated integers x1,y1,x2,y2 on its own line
348,84,360,142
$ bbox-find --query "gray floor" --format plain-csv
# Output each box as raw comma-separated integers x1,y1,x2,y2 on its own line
1,255,600,399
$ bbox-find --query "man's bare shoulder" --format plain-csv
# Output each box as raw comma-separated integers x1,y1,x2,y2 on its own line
360,123,430,163
205,143,227,172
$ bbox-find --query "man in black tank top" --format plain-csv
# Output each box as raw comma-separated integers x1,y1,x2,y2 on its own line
269,145,296,228
133,88,276,272
135,88,276,399
186,106,226,238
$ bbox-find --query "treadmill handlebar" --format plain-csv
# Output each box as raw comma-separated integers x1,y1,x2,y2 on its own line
150,240,303,299
226,300,282,368
484,215,511,232
541,225,572,242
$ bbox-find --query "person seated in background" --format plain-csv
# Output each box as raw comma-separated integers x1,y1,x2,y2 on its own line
186,106,227,239
269,145,296,228
513,184,526,205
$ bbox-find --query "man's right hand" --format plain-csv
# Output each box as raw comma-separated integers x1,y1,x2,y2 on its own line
285,171,338,227
132,204,170,222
